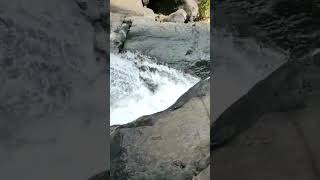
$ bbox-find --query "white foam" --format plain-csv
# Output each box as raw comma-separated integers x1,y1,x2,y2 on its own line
110,51,199,125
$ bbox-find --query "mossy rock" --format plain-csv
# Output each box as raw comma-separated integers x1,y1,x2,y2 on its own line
198,0,210,20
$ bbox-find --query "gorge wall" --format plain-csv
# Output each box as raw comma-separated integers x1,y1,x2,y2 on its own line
0,0,108,179
212,0,320,179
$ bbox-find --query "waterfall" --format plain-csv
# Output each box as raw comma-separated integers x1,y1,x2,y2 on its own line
110,51,199,125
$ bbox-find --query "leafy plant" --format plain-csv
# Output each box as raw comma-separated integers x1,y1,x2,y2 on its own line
198,0,210,20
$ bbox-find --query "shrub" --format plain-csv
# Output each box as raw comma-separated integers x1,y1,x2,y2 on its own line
198,0,210,20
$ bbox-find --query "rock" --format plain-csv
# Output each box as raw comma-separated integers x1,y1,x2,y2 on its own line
77,0,103,22
110,79,210,179
212,0,318,148
123,15,210,78
212,60,307,149
179,0,199,22
192,165,210,180
110,0,145,15
109,0,209,78
142,7,156,19
161,9,187,23
95,26,108,54
88,170,109,180
76,0,88,10
0,0,108,179
212,61,320,179
142,0,149,7
211,29,287,121
312,49,320,67
215,0,318,58
110,14,132,52
213,0,320,179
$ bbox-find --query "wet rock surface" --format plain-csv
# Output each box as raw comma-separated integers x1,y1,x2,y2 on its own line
110,78,210,180
215,0,318,58
212,0,320,179
110,0,210,79
211,29,287,121
0,0,108,179
123,16,210,79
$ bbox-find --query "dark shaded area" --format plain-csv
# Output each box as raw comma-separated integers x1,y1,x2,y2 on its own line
189,60,210,79
215,0,318,58
211,60,305,149
0,0,109,179
110,131,130,180
89,171,110,180
212,0,320,179
147,0,181,15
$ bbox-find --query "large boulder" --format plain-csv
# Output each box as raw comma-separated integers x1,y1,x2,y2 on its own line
110,0,145,15
212,0,320,179
212,60,308,148
123,15,210,78
211,29,287,122
213,57,320,179
214,0,318,58
110,78,210,180
0,0,108,179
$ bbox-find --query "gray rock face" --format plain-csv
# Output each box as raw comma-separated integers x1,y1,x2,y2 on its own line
212,60,308,149
111,0,145,15
213,0,320,179
213,60,320,180
110,0,209,79
110,8,210,78
161,9,187,23
312,49,320,67
192,165,209,180
0,0,108,179
179,0,199,22
110,79,210,180
122,16,210,78
215,0,318,58
142,0,149,7
211,29,287,122
110,13,131,52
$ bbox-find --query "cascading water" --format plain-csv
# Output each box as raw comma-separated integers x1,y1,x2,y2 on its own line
110,51,199,125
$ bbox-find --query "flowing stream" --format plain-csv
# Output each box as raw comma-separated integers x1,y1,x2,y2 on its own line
110,51,199,125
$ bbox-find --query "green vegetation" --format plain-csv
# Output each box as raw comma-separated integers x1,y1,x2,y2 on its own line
198,0,210,20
